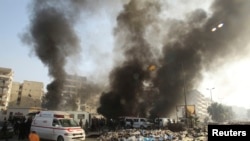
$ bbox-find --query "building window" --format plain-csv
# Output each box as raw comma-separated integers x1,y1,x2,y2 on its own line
17,97,21,102
77,114,85,119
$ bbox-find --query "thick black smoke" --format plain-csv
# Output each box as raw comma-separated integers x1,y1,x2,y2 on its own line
98,0,250,119
98,1,161,118
152,0,250,117
22,0,83,110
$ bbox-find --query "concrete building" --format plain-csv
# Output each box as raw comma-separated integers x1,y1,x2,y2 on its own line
61,74,100,113
0,67,14,111
62,74,87,110
63,74,87,97
9,80,44,108
186,90,211,121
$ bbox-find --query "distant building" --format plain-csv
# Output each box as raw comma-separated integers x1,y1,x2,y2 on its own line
80,103,92,113
61,74,100,113
63,74,87,97
186,90,211,121
9,80,44,108
61,74,87,110
0,67,14,111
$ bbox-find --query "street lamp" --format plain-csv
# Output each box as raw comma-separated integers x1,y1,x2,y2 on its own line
211,23,224,32
206,87,215,103
206,88,215,121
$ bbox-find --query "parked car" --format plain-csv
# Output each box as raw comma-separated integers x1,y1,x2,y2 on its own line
119,116,153,129
119,116,136,128
154,117,174,127
0,121,14,139
133,118,153,129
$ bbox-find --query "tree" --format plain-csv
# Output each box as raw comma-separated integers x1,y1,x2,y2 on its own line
207,102,234,122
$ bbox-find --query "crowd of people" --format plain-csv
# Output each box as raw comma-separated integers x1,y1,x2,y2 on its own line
2,116,39,141
10,116,32,140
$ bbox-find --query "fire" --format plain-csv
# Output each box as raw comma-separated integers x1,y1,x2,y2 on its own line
148,65,156,71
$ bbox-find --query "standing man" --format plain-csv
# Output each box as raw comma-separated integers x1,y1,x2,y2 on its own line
29,131,40,141
1,118,8,141
79,118,83,128
25,117,33,138
18,118,26,140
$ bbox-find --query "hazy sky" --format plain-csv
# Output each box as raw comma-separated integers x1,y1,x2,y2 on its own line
0,0,50,83
0,0,122,86
1,0,250,109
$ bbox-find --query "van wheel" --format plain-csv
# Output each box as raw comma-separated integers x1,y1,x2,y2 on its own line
57,136,64,141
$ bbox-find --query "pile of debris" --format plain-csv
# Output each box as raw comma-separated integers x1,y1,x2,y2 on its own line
97,128,208,141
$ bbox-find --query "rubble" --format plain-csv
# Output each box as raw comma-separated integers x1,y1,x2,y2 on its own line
97,127,208,141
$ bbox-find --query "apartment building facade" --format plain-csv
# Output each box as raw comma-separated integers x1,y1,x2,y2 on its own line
62,74,87,110
9,80,44,108
0,67,14,111
186,90,211,121
63,74,87,97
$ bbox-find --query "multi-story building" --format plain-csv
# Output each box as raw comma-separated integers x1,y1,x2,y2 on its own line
62,74,87,110
9,80,44,108
63,74,87,97
186,90,211,121
0,67,14,111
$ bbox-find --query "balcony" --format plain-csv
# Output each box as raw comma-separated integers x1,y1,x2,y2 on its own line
0,90,7,96
0,80,11,88
0,100,6,106
0,73,11,78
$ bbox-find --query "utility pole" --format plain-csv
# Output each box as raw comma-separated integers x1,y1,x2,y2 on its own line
182,63,188,126
207,87,215,121
207,88,215,103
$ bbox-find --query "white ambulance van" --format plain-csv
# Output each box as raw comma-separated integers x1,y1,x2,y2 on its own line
31,110,85,141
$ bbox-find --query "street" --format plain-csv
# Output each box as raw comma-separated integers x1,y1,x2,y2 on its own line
6,135,97,141
6,137,97,141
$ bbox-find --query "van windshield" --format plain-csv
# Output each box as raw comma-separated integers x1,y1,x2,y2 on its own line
58,119,78,127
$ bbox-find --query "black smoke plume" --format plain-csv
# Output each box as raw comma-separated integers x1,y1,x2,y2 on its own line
152,0,250,117
98,1,161,118
98,0,250,118
21,0,83,110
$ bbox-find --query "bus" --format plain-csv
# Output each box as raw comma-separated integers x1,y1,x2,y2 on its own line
66,111,91,128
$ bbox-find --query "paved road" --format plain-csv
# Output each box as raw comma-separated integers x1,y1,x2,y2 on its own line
4,135,28,141
6,136,97,141
6,132,99,141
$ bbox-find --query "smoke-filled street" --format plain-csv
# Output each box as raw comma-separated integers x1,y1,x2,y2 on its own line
19,0,250,119
1,0,250,140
